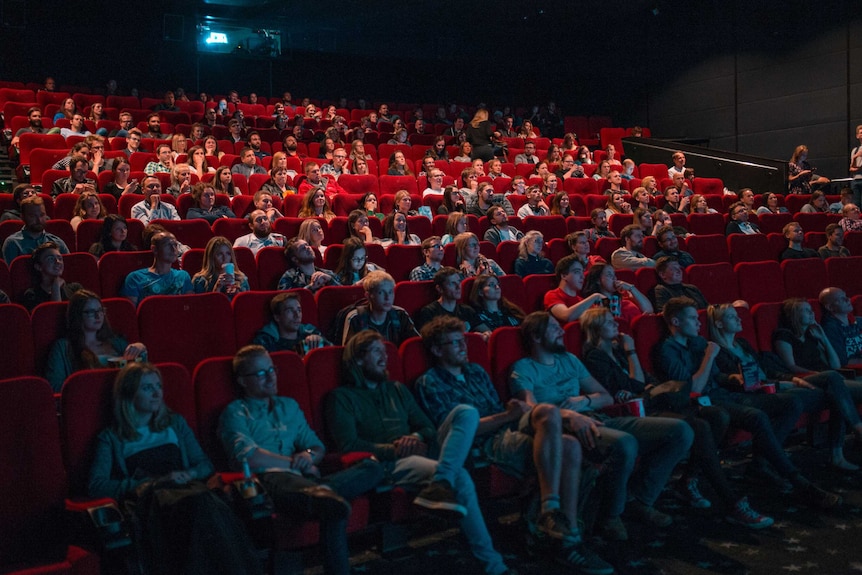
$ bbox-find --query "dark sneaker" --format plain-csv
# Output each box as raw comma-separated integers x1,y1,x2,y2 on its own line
413,480,467,517
725,497,773,529
556,542,615,575
598,516,629,542
627,500,672,527
674,477,711,509
536,510,575,541
797,483,842,509
745,461,793,493
298,485,351,519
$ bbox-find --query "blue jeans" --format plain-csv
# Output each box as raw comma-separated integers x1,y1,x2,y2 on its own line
852,179,862,208
592,416,693,517
389,404,507,575
261,457,383,575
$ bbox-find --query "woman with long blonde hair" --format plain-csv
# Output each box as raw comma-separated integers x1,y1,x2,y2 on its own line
191,236,249,297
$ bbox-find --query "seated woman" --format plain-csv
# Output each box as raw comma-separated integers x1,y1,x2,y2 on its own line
297,188,336,223
335,237,383,285
567,230,605,271
769,299,862,470
651,209,673,237
361,192,384,220
392,189,419,217
518,120,538,139
441,211,468,245
349,140,368,162
379,212,420,247
631,187,653,214
604,192,632,219
541,173,560,198
45,290,147,391
351,157,370,176
468,273,525,330
688,193,718,214
800,190,828,213
755,192,788,216
386,151,414,176
89,214,138,257
297,218,327,258
213,166,239,197
347,209,375,243
549,191,573,217
592,160,611,182
187,145,215,179
203,135,225,161
170,133,187,160
22,242,82,311
191,236,249,297
454,232,503,279
259,166,297,198
102,157,140,199
582,262,653,333
88,363,261,574
641,175,659,197
513,230,553,277
186,182,236,223
70,190,107,232
438,186,465,215
453,141,473,163
581,307,773,528
166,163,193,197
634,207,654,236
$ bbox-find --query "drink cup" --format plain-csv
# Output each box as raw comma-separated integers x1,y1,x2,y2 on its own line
625,398,645,417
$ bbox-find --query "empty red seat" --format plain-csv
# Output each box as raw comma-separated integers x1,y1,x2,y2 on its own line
826,256,862,296
685,234,729,264
735,261,785,305
0,304,34,377
386,244,424,282
687,213,725,235
781,258,828,299
727,233,771,265
685,262,739,304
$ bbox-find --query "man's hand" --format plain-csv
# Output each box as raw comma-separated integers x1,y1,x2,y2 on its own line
562,411,603,450
393,435,428,458
290,451,315,473
505,398,531,421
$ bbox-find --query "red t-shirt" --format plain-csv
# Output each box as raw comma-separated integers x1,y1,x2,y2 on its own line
544,288,582,312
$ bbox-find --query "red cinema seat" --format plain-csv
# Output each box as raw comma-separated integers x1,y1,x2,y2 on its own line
563,178,598,196
757,212,794,235
687,213,725,236
826,256,862,296
151,218,214,249
594,236,621,263
338,175,379,196
386,244,424,282
727,233,772,265
781,258,828,299
630,313,667,375
99,251,153,298
393,280,437,319
523,273,556,312
0,304,34,377
231,289,317,348
685,234,729,264
378,175,418,197
563,320,584,356
685,262,739,304
637,163,669,181
488,326,527,402
735,261,785,305
255,246,289,290
751,302,783,352
137,293,237,372
522,215,568,240
0,376,100,575
315,284,366,342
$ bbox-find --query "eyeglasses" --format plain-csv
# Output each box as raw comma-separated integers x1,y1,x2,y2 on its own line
334,155,347,159
82,307,107,318
351,255,368,263
427,244,443,250
241,365,278,379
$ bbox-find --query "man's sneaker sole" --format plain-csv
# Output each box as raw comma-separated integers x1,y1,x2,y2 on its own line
413,495,467,517
725,513,774,530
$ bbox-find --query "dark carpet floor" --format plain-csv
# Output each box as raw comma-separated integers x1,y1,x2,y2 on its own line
303,438,862,575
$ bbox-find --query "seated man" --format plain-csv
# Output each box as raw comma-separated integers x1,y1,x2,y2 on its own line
0,184,35,222
819,223,851,258
121,128,143,157
298,161,343,201
661,186,688,214
465,182,515,218
510,312,693,537
839,203,862,232
2,196,70,262
416,317,613,574
220,345,383,575
233,209,287,255
602,170,624,195
516,186,550,218
10,106,46,153
556,155,579,180
583,208,615,243
144,143,174,175
320,148,349,179
231,147,267,179
409,236,445,281
819,287,862,367
670,171,692,197
652,225,695,268
725,201,761,235
50,154,96,197
779,222,819,261
326,331,513,575
246,131,270,159
59,113,92,139
152,91,180,112
120,231,193,306
545,255,605,324
667,151,687,178
514,141,539,165
278,238,339,293
342,271,418,345
422,168,446,198
738,188,757,215
131,176,180,225
649,257,708,312
252,292,331,354
611,224,656,270
143,112,168,140
253,190,284,224
484,206,524,245
416,267,490,333
655,297,840,508
108,112,134,138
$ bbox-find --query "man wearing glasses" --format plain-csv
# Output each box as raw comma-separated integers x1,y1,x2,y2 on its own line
220,345,383,575
320,148,350,179
233,209,287,256
409,236,446,281
50,154,96,197
725,201,761,235
130,176,180,225
108,112,135,138
120,230,192,306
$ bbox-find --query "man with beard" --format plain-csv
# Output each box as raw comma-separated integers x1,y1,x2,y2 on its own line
611,225,656,270
233,209,286,256
130,176,180,225
59,113,92,139
11,107,46,151
50,154,96,197
282,134,302,158
120,230,192,306
326,330,515,575
247,131,270,159
277,237,339,293
2,196,70,262
143,113,167,139
583,209,615,243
